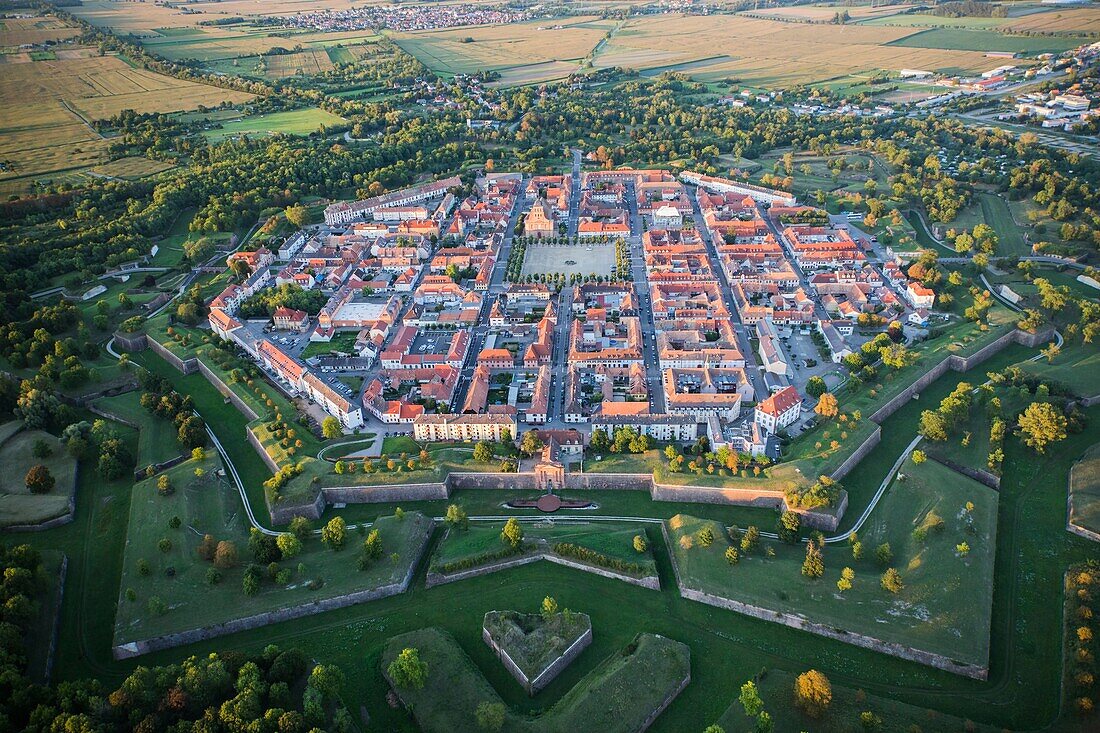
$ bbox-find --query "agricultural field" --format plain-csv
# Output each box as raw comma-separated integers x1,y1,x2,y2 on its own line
88,156,176,180
114,453,432,647
393,16,611,80
0,12,82,46
0,51,251,193
667,458,1000,672
1006,6,1100,34
202,107,347,140
743,3,917,23
1068,442,1100,541
261,48,334,78
886,27,1088,55
0,424,77,529
382,627,690,733
591,15,994,88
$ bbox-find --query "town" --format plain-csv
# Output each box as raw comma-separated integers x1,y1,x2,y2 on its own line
206,163,940,468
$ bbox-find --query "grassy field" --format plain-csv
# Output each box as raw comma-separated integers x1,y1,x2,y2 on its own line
92,391,183,468
668,458,999,670
0,424,77,528
203,107,347,140
262,48,335,78
1068,442,1100,541
744,3,916,23
591,14,993,87
1016,341,1100,399
88,156,176,181
886,27,1086,54
114,455,432,646
977,193,1029,257
0,13,82,46
431,520,656,577
382,627,690,732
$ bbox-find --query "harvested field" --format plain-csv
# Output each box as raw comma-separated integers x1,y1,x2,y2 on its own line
0,14,82,46
592,15,993,87
1006,7,1100,35
741,3,916,23
394,16,605,76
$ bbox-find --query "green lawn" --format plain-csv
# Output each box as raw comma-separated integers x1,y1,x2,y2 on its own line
886,27,1086,54
0,426,77,528
203,108,347,141
923,383,1031,476
668,458,999,671
978,193,1029,257
1068,442,1100,540
93,391,184,468
114,453,432,647
301,331,359,358
431,520,656,578
382,628,690,732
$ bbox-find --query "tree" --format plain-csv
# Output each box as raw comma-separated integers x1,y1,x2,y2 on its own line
1017,402,1067,454
476,701,506,731
801,539,825,579
285,203,311,228
918,410,949,442
741,526,760,553
806,376,827,398
388,648,428,689
881,568,904,593
874,543,893,566
361,529,384,563
289,516,312,540
633,535,647,553
794,669,832,718
277,533,302,559
725,546,740,565
321,516,347,550
473,441,494,463
156,473,172,496
541,596,559,620
777,511,801,543
739,681,764,717
815,393,838,419
445,504,469,530
838,567,855,592
698,527,715,547
911,449,927,465
322,416,341,439
501,518,524,549
519,430,543,456
589,427,610,453
214,540,238,569
24,464,54,494
177,415,207,450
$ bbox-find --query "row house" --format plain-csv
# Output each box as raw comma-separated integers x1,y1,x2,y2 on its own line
324,176,462,226
412,413,517,443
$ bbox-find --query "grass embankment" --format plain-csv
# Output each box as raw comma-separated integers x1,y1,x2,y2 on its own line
92,391,184,467
114,453,431,646
1017,341,1100,400
483,610,592,683
382,628,689,732
0,424,77,528
1069,443,1100,541
668,459,999,670
431,520,656,580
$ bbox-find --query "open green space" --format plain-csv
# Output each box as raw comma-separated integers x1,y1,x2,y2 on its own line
431,520,656,579
978,193,1029,257
382,627,689,732
1068,442,1100,541
301,331,359,358
886,27,1086,54
202,108,347,141
24,550,66,684
668,458,999,671
1016,341,1100,399
0,424,77,528
113,452,431,646
483,610,592,685
92,390,183,468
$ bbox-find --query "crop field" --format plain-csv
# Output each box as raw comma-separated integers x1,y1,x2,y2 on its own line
887,27,1087,54
393,16,609,78
591,15,993,87
202,107,347,140
742,3,917,23
0,13,82,46
262,48,334,78
667,458,999,670
87,155,176,180
0,425,77,529
1068,442,1100,541
114,453,432,646
1006,6,1100,34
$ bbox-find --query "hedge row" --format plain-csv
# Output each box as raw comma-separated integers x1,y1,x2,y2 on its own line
432,542,529,575
550,543,651,578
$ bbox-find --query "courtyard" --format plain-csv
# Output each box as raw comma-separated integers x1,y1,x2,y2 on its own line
521,241,616,277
